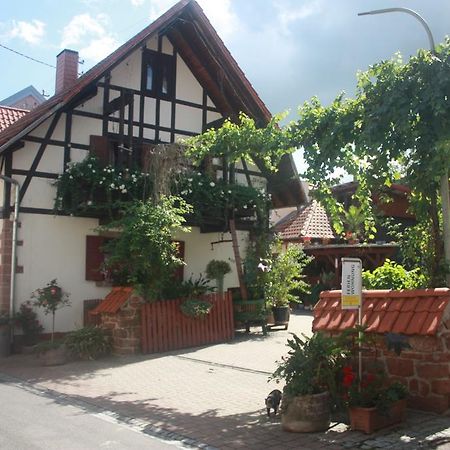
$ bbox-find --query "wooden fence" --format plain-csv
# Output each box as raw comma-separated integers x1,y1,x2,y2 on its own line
141,292,234,354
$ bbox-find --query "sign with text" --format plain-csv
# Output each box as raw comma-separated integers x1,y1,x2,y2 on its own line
341,258,362,310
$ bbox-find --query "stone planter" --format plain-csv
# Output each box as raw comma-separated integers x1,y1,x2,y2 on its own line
0,324,11,357
38,344,68,366
349,399,407,434
281,391,331,432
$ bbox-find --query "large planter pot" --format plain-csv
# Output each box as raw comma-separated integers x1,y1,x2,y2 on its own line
0,324,11,358
272,306,290,329
281,391,331,433
349,399,407,434
38,344,68,366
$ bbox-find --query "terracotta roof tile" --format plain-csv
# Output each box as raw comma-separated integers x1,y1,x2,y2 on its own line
0,106,28,132
313,289,450,336
392,311,414,333
421,314,440,335
91,287,133,314
404,312,428,335
274,200,335,240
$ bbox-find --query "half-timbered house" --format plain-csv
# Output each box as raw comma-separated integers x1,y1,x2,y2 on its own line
0,0,305,335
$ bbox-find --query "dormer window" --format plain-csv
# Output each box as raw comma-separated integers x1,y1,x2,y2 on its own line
142,49,175,99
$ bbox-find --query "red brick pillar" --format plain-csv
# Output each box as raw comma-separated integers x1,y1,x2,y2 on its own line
0,220,13,314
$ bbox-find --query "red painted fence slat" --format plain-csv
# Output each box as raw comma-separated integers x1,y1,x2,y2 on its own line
140,292,234,354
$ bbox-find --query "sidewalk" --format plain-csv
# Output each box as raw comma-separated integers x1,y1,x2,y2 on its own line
1,311,449,449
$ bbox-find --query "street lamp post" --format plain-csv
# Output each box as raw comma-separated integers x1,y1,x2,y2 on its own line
359,7,450,286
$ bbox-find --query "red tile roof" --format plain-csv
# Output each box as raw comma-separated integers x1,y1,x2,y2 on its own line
313,288,450,336
274,200,335,240
91,287,133,314
0,106,29,132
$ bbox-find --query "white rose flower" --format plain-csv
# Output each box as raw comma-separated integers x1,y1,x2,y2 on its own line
210,182,215,187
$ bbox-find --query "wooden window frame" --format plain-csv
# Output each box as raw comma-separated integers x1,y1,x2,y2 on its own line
142,49,175,100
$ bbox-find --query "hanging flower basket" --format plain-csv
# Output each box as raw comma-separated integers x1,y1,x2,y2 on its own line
349,399,407,434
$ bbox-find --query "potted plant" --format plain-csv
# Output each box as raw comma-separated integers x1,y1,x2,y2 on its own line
32,279,71,365
261,244,311,328
14,302,43,351
65,326,112,360
343,365,408,434
0,311,11,357
271,332,348,432
205,259,231,294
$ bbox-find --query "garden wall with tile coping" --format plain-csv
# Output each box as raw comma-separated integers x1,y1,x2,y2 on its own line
91,288,234,355
313,289,450,414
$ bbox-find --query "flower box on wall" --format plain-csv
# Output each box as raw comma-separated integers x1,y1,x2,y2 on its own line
349,399,407,434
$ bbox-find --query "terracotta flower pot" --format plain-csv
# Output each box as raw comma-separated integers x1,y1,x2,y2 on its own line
349,399,407,434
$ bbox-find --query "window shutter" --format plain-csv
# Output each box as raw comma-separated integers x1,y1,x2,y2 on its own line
173,240,185,281
86,235,106,281
89,135,110,166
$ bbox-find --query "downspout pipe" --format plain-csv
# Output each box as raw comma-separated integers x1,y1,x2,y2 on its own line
0,175,20,347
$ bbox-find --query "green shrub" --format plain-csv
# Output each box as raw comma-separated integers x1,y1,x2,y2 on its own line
180,298,212,318
362,259,426,290
65,326,111,360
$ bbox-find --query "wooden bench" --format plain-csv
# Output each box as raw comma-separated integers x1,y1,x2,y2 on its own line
233,299,267,335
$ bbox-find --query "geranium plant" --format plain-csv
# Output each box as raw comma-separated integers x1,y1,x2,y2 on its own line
31,279,70,344
342,365,408,415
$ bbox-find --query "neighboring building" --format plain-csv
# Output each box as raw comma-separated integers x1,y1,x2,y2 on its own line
0,0,305,334
0,85,46,111
0,106,29,132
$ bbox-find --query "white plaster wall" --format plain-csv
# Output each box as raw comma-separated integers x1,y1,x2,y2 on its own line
146,35,158,51
19,177,55,210
110,51,142,91
70,148,90,164
71,115,102,145
159,131,171,142
158,100,171,128
173,228,249,292
75,88,104,115
206,111,222,125
15,214,111,333
175,104,202,133
176,55,203,104
12,143,39,171
161,36,173,55
37,145,64,173
144,97,156,124
28,114,66,141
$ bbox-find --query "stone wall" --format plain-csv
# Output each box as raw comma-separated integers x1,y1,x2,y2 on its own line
100,295,141,355
365,332,450,414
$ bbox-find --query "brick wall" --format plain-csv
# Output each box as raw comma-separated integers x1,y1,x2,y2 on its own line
99,294,141,355
0,220,13,314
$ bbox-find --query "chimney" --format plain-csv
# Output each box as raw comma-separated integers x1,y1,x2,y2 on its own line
55,49,79,95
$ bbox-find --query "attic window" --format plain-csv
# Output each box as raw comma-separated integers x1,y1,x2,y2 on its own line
143,49,175,99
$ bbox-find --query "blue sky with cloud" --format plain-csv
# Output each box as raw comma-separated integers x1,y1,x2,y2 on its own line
1,0,449,172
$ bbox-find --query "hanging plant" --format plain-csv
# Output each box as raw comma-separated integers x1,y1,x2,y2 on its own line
179,298,213,319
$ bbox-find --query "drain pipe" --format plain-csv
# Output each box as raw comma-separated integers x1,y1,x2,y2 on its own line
0,175,20,346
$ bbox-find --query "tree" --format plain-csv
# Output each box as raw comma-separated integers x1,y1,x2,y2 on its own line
290,39,450,286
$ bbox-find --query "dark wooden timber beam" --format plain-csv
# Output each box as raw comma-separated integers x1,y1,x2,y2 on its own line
19,111,62,203
105,90,134,115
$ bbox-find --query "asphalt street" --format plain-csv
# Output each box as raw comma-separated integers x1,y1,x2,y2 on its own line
0,380,187,449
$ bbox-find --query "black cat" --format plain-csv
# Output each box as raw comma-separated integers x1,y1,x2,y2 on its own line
265,389,282,417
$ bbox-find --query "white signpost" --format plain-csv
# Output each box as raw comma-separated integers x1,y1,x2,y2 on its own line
341,257,363,382
341,258,362,310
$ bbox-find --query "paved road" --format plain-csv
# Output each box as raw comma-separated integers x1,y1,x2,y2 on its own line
1,312,450,449
0,380,186,449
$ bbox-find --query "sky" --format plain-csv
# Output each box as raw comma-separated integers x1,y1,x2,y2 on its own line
1,0,450,172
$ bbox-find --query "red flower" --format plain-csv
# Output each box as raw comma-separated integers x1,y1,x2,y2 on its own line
342,366,356,387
